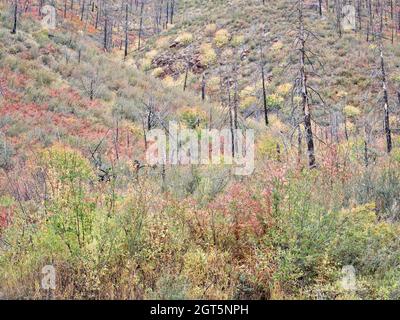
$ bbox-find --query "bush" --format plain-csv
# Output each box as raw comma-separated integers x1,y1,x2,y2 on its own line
175,32,194,45
178,107,207,129
200,43,217,66
0,136,14,170
204,23,217,36
214,29,230,47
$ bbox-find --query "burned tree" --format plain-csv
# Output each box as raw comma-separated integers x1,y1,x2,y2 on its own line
124,2,129,59
294,0,317,169
373,2,393,153
260,42,269,126
11,0,18,34
379,40,392,153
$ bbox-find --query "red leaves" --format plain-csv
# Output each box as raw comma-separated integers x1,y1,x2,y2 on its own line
0,78,9,99
0,206,13,230
0,68,28,102
210,183,272,238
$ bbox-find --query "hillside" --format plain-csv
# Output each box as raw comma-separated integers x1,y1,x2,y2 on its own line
0,0,400,300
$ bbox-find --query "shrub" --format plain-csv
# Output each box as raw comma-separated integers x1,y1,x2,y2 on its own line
344,105,361,118
214,29,230,47
276,83,292,96
0,136,14,170
205,23,217,36
175,32,193,45
266,94,283,110
178,106,207,129
200,43,217,66
231,35,245,47
151,67,164,78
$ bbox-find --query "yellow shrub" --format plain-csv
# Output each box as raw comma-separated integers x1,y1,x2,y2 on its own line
392,148,400,164
369,43,377,50
271,41,284,51
336,90,348,99
266,93,284,109
141,58,153,71
162,75,176,87
200,43,217,66
214,29,230,47
175,32,194,45
293,96,302,105
182,247,232,299
277,83,292,96
346,121,356,133
231,35,245,47
269,114,287,132
205,23,217,36
258,134,281,160
145,49,158,60
178,106,207,129
344,105,361,118
151,67,164,78
41,144,94,183
207,76,220,94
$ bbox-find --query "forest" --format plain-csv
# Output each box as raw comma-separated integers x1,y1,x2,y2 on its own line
0,0,400,300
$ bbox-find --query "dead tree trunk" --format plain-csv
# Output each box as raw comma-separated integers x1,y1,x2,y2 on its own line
124,3,129,59
299,0,316,168
138,1,145,50
11,1,17,34
380,43,392,153
260,43,269,126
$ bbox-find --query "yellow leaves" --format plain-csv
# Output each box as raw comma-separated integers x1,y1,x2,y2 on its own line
151,67,164,78
293,96,302,105
205,23,217,36
162,75,176,87
338,203,397,241
344,105,361,118
141,58,153,71
391,148,400,164
41,143,94,183
269,114,287,132
146,49,158,60
214,29,230,47
346,121,356,133
141,50,158,71
276,83,292,96
231,35,245,47
127,123,143,139
178,106,207,129
336,90,348,99
257,132,282,160
207,76,220,95
369,43,377,50
271,41,284,51
200,43,217,66
266,93,284,109
239,85,257,110
182,247,231,299
175,32,194,45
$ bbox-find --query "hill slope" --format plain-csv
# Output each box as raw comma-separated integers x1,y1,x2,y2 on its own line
0,0,400,300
